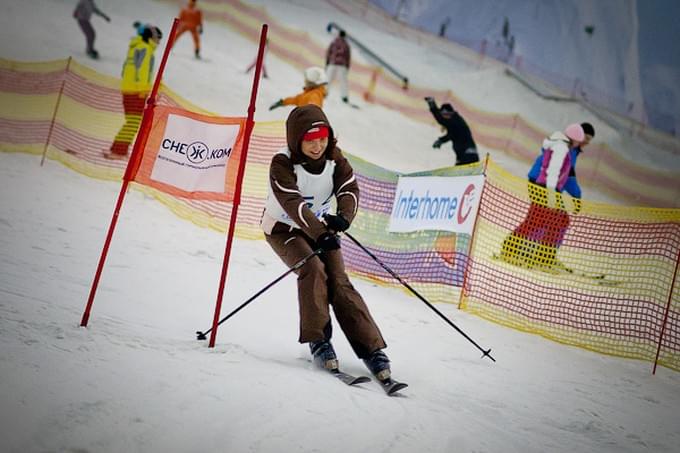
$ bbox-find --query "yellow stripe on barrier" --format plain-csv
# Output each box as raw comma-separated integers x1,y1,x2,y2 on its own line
0,93,60,119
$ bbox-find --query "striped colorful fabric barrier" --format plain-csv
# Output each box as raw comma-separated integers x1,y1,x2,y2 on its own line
2,58,679,372
462,160,680,371
171,0,680,208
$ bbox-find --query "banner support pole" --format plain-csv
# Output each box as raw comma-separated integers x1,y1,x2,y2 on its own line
458,154,489,309
80,19,180,327
653,247,680,374
208,24,269,347
41,56,72,166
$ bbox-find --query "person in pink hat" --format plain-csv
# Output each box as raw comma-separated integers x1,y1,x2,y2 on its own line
500,123,586,271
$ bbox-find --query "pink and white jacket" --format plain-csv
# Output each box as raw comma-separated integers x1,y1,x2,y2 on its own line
532,132,572,191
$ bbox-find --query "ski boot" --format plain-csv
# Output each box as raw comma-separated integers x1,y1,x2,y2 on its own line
310,340,338,370
365,349,408,395
363,349,391,381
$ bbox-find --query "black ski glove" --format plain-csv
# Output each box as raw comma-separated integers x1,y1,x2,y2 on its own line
323,213,350,232
269,99,284,111
315,232,340,252
424,96,436,107
432,137,445,149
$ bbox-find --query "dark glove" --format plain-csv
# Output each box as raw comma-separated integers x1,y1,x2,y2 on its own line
424,96,435,107
105,16,111,23
269,99,284,111
315,232,340,252
323,213,350,232
198,25,203,35
432,137,445,149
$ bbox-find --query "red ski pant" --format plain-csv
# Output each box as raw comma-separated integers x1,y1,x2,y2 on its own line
110,93,146,156
513,184,569,247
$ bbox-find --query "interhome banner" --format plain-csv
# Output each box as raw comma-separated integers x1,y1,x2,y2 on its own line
388,175,485,234
132,105,246,200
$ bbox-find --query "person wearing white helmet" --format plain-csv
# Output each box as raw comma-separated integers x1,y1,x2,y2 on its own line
500,123,587,271
269,66,328,111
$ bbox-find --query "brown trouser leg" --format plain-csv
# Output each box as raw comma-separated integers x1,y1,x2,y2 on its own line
265,229,386,359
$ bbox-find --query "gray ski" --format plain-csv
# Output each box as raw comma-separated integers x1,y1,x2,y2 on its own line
329,368,371,385
377,377,408,396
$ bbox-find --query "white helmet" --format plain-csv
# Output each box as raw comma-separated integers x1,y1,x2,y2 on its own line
304,66,328,87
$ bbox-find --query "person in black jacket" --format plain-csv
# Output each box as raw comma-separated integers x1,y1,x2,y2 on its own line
425,97,480,165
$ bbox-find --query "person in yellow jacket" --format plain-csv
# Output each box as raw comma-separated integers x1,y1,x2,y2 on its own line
269,66,328,111
106,25,163,159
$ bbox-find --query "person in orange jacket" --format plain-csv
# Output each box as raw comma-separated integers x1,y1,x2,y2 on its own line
175,0,203,59
269,67,328,110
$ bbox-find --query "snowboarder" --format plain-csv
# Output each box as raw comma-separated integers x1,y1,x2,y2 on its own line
325,30,351,104
174,0,203,59
105,25,162,159
500,123,589,271
73,0,110,59
425,97,480,165
269,67,328,111
260,104,395,382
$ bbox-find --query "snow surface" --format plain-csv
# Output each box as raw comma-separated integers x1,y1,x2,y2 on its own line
1,1,680,452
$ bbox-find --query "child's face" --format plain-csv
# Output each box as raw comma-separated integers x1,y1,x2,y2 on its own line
301,137,329,160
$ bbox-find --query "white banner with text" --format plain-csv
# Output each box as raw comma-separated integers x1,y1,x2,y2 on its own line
388,175,485,234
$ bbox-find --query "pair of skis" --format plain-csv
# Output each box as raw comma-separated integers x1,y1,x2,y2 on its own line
328,368,408,396
491,253,624,287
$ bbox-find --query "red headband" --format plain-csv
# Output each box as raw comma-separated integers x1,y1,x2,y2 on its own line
303,125,329,141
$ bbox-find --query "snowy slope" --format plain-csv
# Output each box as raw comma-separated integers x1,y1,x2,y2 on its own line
1,1,680,452
2,147,680,453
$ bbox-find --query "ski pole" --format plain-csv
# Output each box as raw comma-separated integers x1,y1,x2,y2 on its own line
196,248,322,341
344,232,495,362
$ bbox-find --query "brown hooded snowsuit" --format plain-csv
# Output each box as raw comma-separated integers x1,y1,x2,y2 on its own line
261,105,386,359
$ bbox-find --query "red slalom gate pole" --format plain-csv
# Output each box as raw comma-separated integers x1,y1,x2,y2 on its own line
208,24,269,347
80,19,180,327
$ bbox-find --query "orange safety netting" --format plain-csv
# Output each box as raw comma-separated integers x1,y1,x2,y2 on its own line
462,161,680,371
